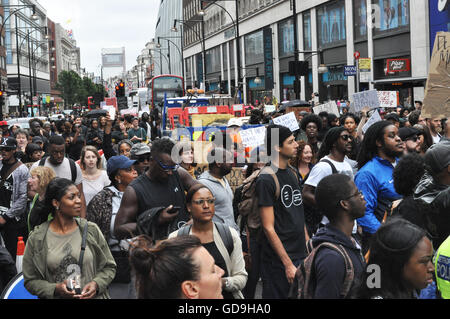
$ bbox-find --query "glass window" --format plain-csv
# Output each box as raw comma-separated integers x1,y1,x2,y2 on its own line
303,12,311,51
317,1,346,48
245,30,263,63
354,0,367,39
278,18,294,58
372,0,410,35
229,41,235,68
205,46,221,74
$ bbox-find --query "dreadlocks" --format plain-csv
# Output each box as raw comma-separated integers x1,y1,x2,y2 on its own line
356,121,393,170
317,126,347,161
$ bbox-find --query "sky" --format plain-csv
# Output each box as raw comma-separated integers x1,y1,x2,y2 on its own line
37,0,160,78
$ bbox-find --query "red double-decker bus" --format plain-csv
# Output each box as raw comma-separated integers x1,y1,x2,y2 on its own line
148,74,184,108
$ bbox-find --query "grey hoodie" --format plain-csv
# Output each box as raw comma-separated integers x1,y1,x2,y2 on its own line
198,170,238,231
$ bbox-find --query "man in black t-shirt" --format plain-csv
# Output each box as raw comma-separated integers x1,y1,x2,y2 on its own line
256,124,309,299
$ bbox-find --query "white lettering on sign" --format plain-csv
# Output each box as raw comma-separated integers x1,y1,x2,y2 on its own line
233,104,243,111
207,107,217,113
188,108,199,114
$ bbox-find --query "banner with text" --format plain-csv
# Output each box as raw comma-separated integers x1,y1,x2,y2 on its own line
273,112,300,132
313,101,340,117
239,126,267,148
351,90,380,112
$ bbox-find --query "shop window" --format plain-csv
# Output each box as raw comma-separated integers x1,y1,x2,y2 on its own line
278,18,294,58
372,0,410,35
303,12,311,51
245,30,264,64
317,1,346,48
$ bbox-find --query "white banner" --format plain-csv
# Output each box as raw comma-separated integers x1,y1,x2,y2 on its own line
377,91,397,108
239,126,266,147
273,112,300,132
313,101,340,117
352,90,380,113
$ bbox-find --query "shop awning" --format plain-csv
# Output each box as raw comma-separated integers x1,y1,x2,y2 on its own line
373,76,428,84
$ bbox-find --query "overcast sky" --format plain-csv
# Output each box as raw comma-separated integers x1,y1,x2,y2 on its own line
38,0,159,77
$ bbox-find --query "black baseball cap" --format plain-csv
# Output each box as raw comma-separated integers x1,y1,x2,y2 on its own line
0,137,17,150
398,127,421,141
424,143,450,174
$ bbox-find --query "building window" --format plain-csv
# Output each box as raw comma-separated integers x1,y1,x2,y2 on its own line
372,0,410,35
303,12,311,51
278,18,294,58
317,1,346,48
244,30,263,64
205,45,220,74
354,0,367,40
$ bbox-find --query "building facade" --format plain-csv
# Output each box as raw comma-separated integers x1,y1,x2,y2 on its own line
181,0,431,107
154,0,183,78
5,0,50,115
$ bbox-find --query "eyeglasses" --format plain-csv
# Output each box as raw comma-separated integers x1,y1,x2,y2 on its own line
154,157,179,172
343,191,364,201
137,155,151,163
340,134,354,142
192,198,216,206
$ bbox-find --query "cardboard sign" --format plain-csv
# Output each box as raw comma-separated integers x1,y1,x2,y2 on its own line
422,32,450,119
239,126,266,147
313,101,340,117
273,112,300,132
362,110,382,134
351,90,380,112
377,91,398,108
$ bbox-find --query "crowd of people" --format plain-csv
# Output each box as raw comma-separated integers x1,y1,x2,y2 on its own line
0,100,448,300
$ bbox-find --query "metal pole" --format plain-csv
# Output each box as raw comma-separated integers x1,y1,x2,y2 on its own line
27,31,34,117
167,40,171,74
235,0,241,93
201,17,206,89
15,14,22,116
292,0,300,100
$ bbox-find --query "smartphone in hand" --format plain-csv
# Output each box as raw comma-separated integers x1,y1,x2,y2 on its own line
167,206,181,214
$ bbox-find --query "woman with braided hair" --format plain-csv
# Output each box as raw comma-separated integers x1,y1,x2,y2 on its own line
352,218,434,299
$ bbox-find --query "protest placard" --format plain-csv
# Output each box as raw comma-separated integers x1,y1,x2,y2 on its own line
273,112,300,132
265,104,276,113
239,126,266,147
422,32,450,119
362,110,382,134
351,90,380,112
377,91,398,108
313,101,340,117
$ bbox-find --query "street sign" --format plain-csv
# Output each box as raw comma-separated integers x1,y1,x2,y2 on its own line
354,51,360,59
344,66,357,76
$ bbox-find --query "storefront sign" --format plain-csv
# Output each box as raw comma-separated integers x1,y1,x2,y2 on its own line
344,65,357,76
263,27,274,91
386,59,410,73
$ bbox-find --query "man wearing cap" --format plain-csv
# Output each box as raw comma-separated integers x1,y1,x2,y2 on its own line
385,113,400,128
398,127,422,155
127,117,147,144
0,121,10,139
0,137,30,259
414,142,450,249
129,143,151,175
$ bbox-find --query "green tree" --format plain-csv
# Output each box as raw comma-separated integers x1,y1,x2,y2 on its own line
55,70,82,107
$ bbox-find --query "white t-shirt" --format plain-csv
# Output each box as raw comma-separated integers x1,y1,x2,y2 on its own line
305,155,354,188
304,155,356,232
432,133,441,144
82,170,111,206
30,157,83,185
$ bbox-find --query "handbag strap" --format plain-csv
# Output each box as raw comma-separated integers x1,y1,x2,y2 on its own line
78,221,89,273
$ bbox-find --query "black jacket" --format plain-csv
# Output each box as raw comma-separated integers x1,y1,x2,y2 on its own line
310,224,366,299
0,244,17,293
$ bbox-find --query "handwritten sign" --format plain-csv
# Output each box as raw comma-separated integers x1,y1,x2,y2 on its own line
313,101,340,117
273,112,300,132
352,90,380,112
239,126,266,148
422,32,450,119
377,91,398,108
362,110,382,134
265,104,276,113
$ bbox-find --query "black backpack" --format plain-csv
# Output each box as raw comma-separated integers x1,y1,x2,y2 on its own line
178,222,234,257
39,157,77,183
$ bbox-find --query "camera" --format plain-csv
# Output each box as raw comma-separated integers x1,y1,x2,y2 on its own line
67,274,82,295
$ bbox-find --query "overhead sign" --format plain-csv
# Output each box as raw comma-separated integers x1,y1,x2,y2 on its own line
377,91,398,108
344,65,357,76
273,112,300,132
351,90,380,112
422,32,450,119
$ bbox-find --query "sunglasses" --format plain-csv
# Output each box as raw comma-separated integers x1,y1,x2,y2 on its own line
136,155,151,163
340,134,354,141
154,157,179,172
192,198,216,206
